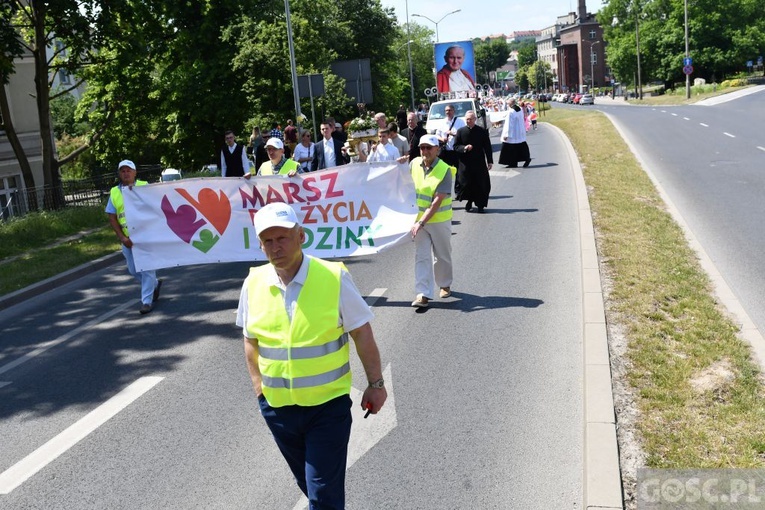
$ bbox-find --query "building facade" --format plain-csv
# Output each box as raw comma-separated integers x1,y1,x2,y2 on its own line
556,0,606,93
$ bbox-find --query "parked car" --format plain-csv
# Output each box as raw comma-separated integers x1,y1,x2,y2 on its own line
160,168,183,182
200,164,219,173
559,93,569,103
579,93,594,105
572,93,583,104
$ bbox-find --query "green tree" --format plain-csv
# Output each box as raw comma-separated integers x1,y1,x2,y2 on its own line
473,38,510,84
600,0,765,87
0,1,36,197
528,60,552,91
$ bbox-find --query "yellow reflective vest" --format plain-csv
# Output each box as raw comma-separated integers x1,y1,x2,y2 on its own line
245,257,350,407
411,157,453,224
110,180,148,237
259,158,300,176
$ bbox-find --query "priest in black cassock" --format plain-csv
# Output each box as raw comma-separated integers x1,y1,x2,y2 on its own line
453,110,494,213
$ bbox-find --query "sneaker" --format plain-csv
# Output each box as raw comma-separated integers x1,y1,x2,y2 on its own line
439,287,452,298
411,295,429,308
153,279,163,302
139,303,153,315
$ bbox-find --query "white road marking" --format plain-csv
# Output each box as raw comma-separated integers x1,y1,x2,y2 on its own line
0,381,11,389
0,301,133,377
364,288,387,307
671,113,678,117
683,117,690,121
700,123,709,127
757,146,765,152
0,376,164,494
489,168,521,179
724,132,735,138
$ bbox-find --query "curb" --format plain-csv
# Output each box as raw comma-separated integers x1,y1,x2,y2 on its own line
0,252,123,311
549,124,625,509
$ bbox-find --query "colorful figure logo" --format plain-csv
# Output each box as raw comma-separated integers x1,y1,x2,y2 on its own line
161,188,231,253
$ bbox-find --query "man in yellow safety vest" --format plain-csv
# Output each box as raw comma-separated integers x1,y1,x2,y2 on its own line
409,134,454,308
256,137,300,176
236,201,387,508
105,160,161,314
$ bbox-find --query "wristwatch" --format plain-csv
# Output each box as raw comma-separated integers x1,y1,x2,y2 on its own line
368,378,385,389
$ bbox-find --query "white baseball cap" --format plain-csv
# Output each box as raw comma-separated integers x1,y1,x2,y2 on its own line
117,159,136,171
253,202,299,236
265,138,284,150
418,134,440,147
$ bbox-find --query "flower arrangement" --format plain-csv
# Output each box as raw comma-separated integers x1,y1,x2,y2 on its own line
348,103,377,137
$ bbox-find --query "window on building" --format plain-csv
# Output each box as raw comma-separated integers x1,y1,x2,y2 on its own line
59,69,71,85
589,30,597,39
0,175,23,220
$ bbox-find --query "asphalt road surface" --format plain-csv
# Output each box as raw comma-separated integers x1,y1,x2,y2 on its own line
0,126,584,509
594,88,765,340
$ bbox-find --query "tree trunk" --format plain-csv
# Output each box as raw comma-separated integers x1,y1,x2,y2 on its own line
32,1,64,210
0,80,39,211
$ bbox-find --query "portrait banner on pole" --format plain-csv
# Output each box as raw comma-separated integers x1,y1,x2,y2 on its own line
435,40,476,94
123,163,417,272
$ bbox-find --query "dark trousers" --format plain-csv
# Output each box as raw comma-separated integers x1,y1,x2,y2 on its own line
259,394,352,510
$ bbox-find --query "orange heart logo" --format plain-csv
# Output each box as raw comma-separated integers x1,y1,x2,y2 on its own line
175,188,231,235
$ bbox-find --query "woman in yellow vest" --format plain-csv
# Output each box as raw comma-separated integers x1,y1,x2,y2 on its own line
105,160,161,315
408,135,455,308
236,202,387,508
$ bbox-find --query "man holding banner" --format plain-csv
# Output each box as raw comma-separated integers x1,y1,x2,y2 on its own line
105,160,161,315
237,202,387,508
409,135,454,308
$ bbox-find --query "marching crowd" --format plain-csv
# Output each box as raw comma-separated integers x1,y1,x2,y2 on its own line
106,94,538,509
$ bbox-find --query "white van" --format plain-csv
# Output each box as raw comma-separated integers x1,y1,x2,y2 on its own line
424,98,489,134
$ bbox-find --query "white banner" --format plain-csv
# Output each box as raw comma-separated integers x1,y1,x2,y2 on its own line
123,162,417,272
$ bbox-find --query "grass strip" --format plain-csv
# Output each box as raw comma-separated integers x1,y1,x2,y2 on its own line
544,108,765,468
0,205,109,259
0,228,120,296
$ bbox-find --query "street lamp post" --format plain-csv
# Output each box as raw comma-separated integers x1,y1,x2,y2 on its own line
411,9,461,43
405,0,416,111
613,1,642,100
396,39,417,112
684,0,690,99
635,5,642,100
284,0,302,124
585,40,601,91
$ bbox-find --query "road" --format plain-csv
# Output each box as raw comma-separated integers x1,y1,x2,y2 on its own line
589,88,765,339
0,128,585,509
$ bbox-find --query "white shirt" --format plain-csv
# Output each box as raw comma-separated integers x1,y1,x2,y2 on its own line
292,142,314,171
220,143,250,177
323,137,336,168
449,71,475,92
367,141,400,162
236,255,374,337
500,107,527,144
436,116,467,151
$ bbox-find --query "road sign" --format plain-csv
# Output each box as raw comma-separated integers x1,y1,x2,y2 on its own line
747,60,753,68
683,65,693,76
683,57,692,66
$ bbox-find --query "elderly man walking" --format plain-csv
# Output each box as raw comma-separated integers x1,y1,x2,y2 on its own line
408,135,455,308
453,110,494,213
237,202,387,508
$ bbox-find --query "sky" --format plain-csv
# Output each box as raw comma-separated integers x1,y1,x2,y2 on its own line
380,0,601,42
